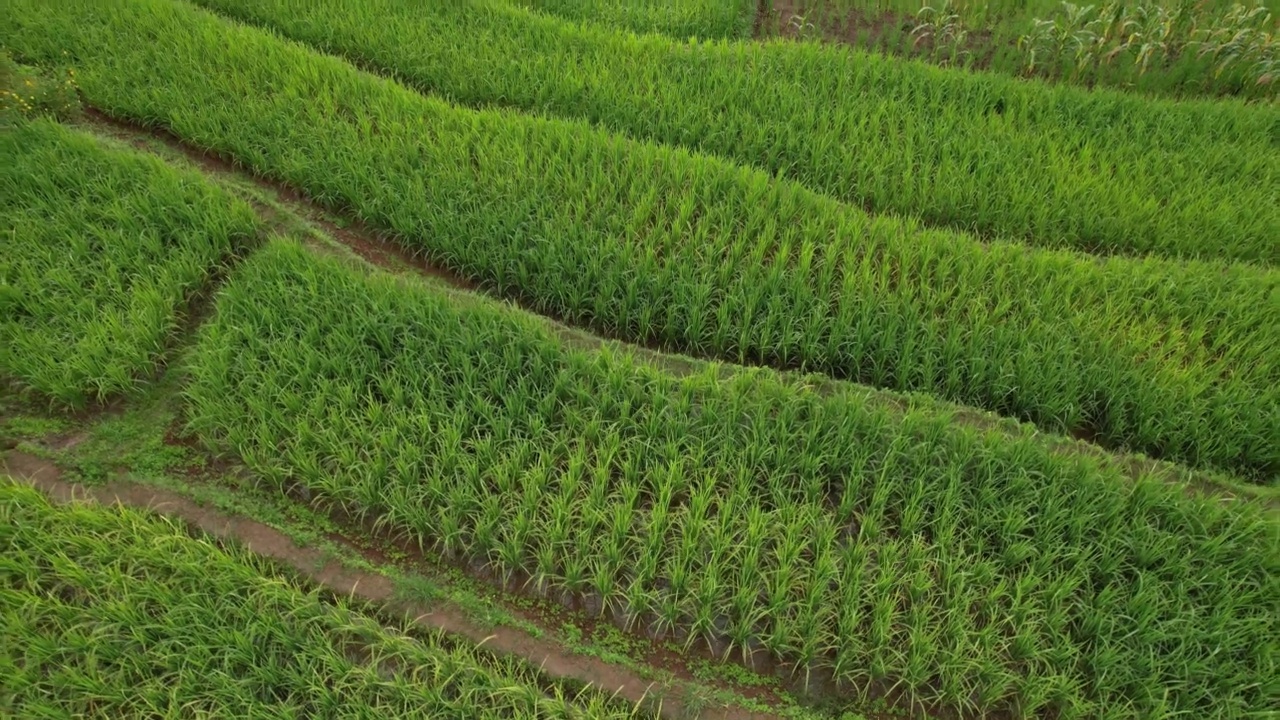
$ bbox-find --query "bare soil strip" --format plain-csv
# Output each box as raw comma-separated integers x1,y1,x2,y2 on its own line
2,450,783,720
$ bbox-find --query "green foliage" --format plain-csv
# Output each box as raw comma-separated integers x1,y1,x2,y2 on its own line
0,480,642,718
186,240,1280,718
9,0,1278,480
512,0,757,39
911,0,973,65
746,0,1279,97
187,0,1280,266
0,120,260,407
0,50,78,123
0,415,69,441
1018,0,1279,89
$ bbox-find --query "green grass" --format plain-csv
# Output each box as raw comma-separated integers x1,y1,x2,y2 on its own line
185,239,1280,718
188,0,1280,265
7,0,1278,481
0,480,642,718
512,0,757,38
0,119,260,407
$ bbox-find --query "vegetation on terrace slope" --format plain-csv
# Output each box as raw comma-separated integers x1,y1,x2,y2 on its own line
513,0,756,39
0,119,260,407
0,480,641,718
7,0,1278,481
184,239,1280,718
189,0,1280,265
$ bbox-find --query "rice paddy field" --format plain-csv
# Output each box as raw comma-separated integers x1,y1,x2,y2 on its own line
1,1,1277,719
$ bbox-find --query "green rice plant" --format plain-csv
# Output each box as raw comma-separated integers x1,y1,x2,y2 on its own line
186,239,1280,718
511,0,757,39
8,0,1277,480
0,119,260,407
185,0,1280,265
0,479,642,718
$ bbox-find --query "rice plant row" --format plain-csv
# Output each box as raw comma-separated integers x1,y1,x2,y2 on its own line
188,0,1280,265
185,239,1280,719
9,0,1278,481
0,119,260,407
511,0,757,39
0,480,641,718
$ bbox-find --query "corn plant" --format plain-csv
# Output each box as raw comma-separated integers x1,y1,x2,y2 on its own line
0,480,642,718
10,0,1277,480
1019,0,1279,90
0,119,260,407
180,0,1280,266
1120,1,1198,74
1193,3,1279,84
788,11,823,40
1018,2,1111,77
183,240,1280,718
911,0,972,65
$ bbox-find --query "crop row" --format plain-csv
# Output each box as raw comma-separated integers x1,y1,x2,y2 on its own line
185,239,1279,718
189,0,1280,265
512,0,756,39
0,480,639,718
0,119,260,407
9,0,1277,480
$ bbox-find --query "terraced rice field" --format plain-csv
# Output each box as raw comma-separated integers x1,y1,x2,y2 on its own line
2,1,1277,719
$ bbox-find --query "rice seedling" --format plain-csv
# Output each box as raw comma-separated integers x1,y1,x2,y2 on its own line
0,479,642,718
186,0,1280,264
185,238,1280,718
8,0,1277,480
0,119,260,407
511,0,757,39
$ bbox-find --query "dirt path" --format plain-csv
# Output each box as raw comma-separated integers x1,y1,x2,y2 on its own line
2,450,783,720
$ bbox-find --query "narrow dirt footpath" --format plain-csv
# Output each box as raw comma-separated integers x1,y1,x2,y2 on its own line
2,450,782,720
